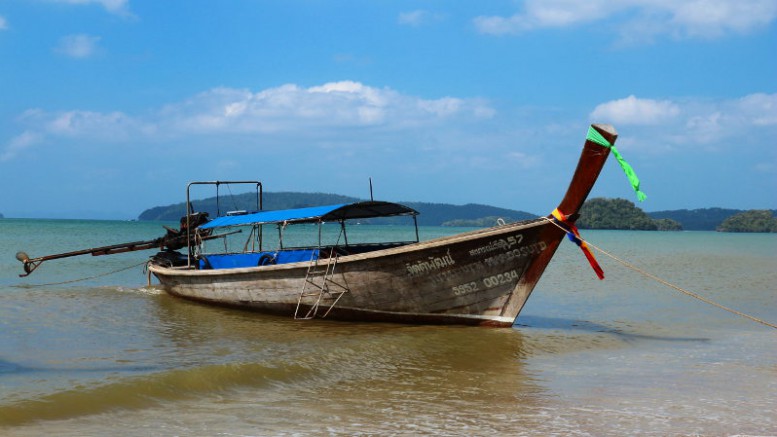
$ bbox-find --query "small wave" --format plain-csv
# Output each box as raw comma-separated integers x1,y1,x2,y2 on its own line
111,285,164,296
0,362,313,427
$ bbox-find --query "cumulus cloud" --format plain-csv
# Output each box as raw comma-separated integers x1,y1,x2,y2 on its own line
590,95,680,125
736,93,777,126
589,92,777,150
54,34,101,59
669,0,777,37
679,93,777,144
1,82,495,159
474,0,777,41
161,81,493,134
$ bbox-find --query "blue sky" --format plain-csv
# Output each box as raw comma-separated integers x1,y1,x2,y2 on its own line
1,0,775,219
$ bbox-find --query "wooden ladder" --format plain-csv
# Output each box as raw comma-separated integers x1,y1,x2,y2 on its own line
294,250,347,320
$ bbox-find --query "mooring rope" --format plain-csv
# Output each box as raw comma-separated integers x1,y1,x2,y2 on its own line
543,217,777,330
18,260,149,287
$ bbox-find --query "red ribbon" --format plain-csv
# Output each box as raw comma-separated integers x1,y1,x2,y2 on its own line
552,208,604,280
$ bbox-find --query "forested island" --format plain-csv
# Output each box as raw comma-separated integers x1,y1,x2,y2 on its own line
578,198,682,230
137,193,776,233
578,198,776,232
715,210,777,232
138,192,535,227
648,207,750,230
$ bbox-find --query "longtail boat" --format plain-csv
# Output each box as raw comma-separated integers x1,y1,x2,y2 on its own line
145,124,618,326
18,124,623,327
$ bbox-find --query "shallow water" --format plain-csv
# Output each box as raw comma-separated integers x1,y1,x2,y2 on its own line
1,220,775,436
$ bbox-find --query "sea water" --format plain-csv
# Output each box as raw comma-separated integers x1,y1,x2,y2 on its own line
0,219,775,436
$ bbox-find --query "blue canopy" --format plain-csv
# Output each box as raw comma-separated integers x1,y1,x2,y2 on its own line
199,201,418,230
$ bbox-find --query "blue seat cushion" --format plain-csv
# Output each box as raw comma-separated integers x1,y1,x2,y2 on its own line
199,249,319,269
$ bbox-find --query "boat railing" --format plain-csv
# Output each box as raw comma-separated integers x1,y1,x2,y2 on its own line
195,240,415,270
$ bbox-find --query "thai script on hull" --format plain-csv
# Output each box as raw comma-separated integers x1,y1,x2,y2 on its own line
405,250,456,277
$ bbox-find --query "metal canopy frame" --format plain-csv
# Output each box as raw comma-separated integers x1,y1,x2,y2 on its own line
185,180,263,268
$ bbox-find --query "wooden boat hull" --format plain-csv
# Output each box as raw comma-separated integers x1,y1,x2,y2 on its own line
149,124,618,326
150,217,563,326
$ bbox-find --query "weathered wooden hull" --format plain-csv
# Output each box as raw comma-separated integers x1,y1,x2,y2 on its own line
149,124,618,326
150,217,564,326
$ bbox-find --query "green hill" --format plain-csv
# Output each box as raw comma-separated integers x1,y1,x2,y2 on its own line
578,198,682,231
402,202,535,226
137,192,774,231
137,192,535,226
717,210,777,232
648,208,741,231
648,208,777,231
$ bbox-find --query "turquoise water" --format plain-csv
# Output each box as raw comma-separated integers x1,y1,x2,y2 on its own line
1,219,775,435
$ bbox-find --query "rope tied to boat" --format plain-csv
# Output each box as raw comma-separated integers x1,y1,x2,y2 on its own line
551,208,605,280
14,260,149,287
587,126,647,202
543,217,777,330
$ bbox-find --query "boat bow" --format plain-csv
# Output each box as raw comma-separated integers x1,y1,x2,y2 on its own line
556,123,616,221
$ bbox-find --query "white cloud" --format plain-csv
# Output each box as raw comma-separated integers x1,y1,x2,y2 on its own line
589,92,777,151
590,95,680,125
54,34,101,59
736,93,777,126
162,81,493,134
0,15,8,30
2,82,495,160
474,0,777,41
684,111,725,144
6,83,772,167
474,0,614,34
669,0,777,37
677,93,777,144
46,110,140,138
48,0,133,17
0,131,44,162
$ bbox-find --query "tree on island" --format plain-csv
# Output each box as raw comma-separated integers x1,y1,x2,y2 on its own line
717,210,777,233
577,198,682,231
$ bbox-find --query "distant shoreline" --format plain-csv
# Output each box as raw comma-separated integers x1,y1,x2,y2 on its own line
4,197,775,232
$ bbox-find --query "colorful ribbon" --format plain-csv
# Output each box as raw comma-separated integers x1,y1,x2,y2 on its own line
552,208,604,280
586,126,647,202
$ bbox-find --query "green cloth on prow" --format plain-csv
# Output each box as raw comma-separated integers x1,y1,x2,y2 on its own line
586,126,647,202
